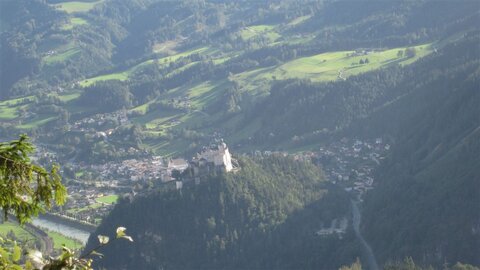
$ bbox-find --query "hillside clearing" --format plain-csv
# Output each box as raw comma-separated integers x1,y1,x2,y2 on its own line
79,46,215,86
240,25,281,41
53,1,104,13
61,17,88,30
43,43,81,65
234,43,433,91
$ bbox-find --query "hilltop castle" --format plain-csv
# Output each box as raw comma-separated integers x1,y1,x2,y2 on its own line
196,142,233,172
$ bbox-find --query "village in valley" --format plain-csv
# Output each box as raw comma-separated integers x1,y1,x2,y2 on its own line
40,140,237,225
21,91,389,229
32,132,389,228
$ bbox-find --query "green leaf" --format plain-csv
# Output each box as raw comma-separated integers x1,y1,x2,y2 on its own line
12,244,21,262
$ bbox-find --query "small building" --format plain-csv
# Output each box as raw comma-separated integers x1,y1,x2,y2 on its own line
168,158,189,172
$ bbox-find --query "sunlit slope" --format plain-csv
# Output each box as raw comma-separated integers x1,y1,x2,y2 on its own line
52,0,104,14
235,43,433,91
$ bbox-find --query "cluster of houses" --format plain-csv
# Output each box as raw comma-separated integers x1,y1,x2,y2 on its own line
54,183,118,225
315,138,390,199
91,156,165,182
166,96,192,110
315,218,348,238
34,134,387,227
350,48,377,57
69,110,129,132
70,142,235,193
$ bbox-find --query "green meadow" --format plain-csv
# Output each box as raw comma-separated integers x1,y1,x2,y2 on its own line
61,17,88,30
0,105,20,120
46,230,83,250
0,96,35,120
240,25,281,42
79,72,129,87
0,221,35,242
234,43,433,92
53,1,104,13
43,41,81,65
17,116,58,130
96,194,119,204
79,46,215,87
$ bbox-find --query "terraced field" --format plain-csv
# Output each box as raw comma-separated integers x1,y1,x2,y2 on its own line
0,96,34,120
79,72,129,87
17,116,58,129
43,42,81,65
79,46,219,87
240,25,281,42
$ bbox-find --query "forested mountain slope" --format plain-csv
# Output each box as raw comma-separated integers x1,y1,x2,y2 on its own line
360,33,480,267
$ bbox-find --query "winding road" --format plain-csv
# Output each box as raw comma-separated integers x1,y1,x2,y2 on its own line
351,200,379,270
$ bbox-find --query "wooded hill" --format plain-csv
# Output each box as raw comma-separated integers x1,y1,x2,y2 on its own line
86,156,357,269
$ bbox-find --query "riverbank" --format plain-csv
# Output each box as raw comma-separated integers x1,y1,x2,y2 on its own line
32,216,92,244
40,213,96,232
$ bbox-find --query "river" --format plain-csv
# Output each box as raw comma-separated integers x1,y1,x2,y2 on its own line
351,200,380,270
32,217,91,244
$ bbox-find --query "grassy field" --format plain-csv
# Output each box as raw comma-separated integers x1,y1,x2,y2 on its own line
240,25,281,42
17,116,58,129
61,17,88,30
234,43,433,92
79,72,129,87
53,0,104,13
79,46,216,87
0,96,36,120
0,221,35,242
43,47,81,65
132,108,180,129
287,15,312,26
58,91,82,102
130,99,156,115
46,230,83,250
0,105,20,120
67,202,103,214
279,43,432,81
96,194,118,204
152,40,178,54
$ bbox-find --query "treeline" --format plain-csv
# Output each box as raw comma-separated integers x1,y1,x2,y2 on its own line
86,155,359,269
